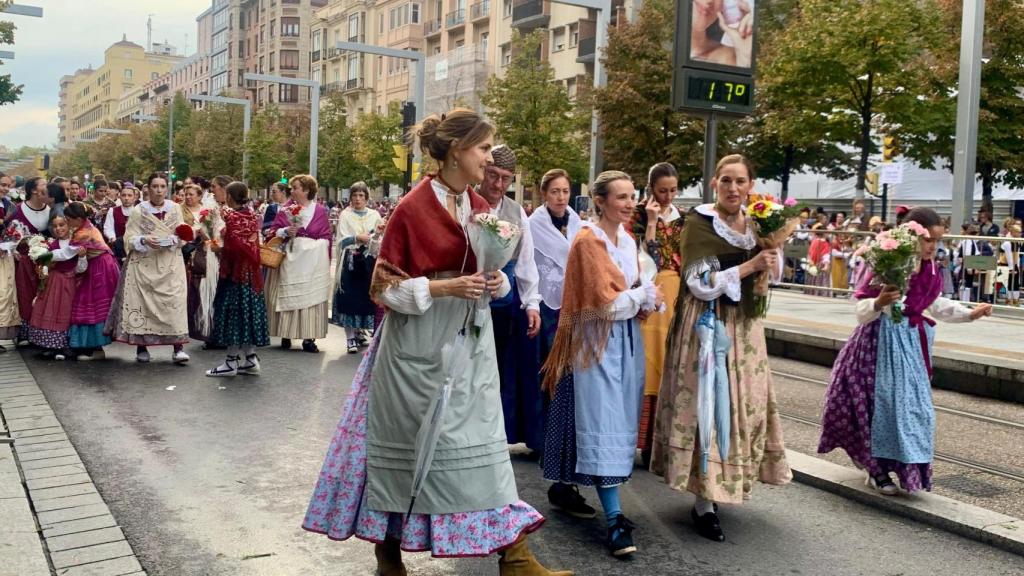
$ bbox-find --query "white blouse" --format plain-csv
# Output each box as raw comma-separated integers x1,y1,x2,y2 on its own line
686,204,783,302
578,222,658,320
855,296,974,325
131,201,180,253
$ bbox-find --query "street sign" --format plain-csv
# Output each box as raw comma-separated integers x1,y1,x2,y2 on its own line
879,162,904,185
963,255,998,271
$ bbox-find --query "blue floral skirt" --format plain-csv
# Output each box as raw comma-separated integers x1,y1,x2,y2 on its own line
210,279,270,347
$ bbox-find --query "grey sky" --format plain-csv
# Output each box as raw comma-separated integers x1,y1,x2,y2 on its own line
0,0,211,149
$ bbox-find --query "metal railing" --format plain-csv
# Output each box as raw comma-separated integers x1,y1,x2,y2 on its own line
471,0,490,20
446,9,466,27
424,19,443,35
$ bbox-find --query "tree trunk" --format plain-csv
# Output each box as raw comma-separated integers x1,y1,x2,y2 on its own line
781,144,794,200
981,161,994,213
856,72,874,201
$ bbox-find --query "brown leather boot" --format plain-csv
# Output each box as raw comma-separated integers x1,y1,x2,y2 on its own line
374,538,407,576
498,535,573,576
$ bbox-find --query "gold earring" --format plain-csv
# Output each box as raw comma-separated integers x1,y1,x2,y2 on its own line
453,158,459,169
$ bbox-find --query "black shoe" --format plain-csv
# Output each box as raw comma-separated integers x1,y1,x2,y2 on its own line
606,514,637,557
347,338,359,354
547,483,597,519
280,338,292,350
691,507,725,542
202,342,227,351
302,339,319,353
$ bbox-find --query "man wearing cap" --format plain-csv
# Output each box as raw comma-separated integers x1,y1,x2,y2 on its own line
477,145,546,458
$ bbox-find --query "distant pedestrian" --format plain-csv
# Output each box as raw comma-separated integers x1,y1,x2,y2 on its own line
205,182,269,377
818,208,992,496
330,181,381,354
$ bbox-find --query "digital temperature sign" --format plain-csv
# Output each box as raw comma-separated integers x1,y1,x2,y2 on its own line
679,69,754,115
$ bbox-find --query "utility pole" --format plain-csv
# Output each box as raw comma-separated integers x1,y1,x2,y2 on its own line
167,98,174,177
951,0,985,231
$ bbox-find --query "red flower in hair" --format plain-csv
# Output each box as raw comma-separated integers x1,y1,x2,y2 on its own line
175,224,195,242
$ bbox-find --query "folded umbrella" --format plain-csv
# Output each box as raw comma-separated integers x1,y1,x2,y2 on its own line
695,305,717,474
712,317,732,467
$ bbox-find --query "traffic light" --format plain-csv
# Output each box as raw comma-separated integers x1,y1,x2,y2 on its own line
401,102,416,130
169,166,177,181
865,171,880,196
279,170,288,185
392,145,408,172
882,135,899,163
34,154,50,171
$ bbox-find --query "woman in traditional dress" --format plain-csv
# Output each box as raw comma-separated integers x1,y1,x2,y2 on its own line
9,176,51,345
27,216,83,360
805,223,831,296
1000,223,1021,306
830,231,851,295
529,169,594,520
330,181,382,354
264,175,331,353
84,179,112,229
819,209,992,495
205,182,269,377
630,162,684,468
542,171,662,559
0,173,20,350
104,173,190,364
651,154,791,543
102,184,138,264
64,202,120,361
303,109,571,576
181,184,223,344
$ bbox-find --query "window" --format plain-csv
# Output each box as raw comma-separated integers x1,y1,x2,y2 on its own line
480,31,489,55
503,0,511,17
501,45,510,66
569,23,579,47
259,56,265,73
213,51,229,72
282,17,300,37
280,49,300,70
552,27,566,52
279,84,298,102
566,77,577,98
124,69,133,80
379,14,384,34
377,55,383,78
213,8,229,30
259,25,265,46
211,72,228,93
213,29,228,50
270,19,276,37
349,14,360,39
312,68,321,83
411,3,420,23
151,72,159,80
347,56,360,80
313,30,321,51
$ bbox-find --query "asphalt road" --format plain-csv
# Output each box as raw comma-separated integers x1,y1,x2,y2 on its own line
21,328,1024,576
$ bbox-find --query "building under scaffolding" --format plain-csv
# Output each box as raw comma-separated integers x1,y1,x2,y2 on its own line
424,44,492,117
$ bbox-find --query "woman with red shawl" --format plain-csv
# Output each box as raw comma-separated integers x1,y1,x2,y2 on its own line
205,182,269,377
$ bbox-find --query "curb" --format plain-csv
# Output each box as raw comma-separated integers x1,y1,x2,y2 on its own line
0,351,147,576
787,449,1024,557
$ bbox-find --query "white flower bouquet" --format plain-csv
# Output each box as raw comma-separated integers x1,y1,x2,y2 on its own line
467,213,521,328
26,235,53,266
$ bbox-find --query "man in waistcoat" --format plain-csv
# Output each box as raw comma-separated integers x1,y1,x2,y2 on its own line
477,145,545,459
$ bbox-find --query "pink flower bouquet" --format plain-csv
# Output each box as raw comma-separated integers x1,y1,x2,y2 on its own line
864,221,929,324
467,213,521,328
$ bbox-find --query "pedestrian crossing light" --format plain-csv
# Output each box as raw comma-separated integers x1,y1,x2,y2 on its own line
865,171,880,196
882,135,899,163
279,170,288,185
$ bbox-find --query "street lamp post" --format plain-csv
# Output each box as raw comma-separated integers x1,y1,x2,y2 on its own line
551,0,610,188
951,0,986,232
1,4,43,17
244,73,321,179
333,42,425,124
189,95,252,183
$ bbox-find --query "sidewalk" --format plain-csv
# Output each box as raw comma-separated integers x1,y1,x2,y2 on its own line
0,351,146,576
765,289,1024,402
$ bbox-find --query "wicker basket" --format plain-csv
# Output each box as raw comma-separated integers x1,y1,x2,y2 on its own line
260,236,286,269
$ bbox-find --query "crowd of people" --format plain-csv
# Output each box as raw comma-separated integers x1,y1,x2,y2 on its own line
0,106,1000,575
785,201,1024,305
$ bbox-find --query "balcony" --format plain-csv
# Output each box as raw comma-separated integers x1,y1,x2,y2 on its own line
575,19,596,63
470,0,489,21
320,81,344,95
344,77,365,92
325,47,345,60
311,49,321,62
446,9,466,29
424,19,442,37
512,0,548,30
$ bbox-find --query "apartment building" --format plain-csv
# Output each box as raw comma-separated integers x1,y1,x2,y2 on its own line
58,37,183,145
238,0,328,110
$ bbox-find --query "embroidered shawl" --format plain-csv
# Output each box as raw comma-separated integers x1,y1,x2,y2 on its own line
220,208,263,292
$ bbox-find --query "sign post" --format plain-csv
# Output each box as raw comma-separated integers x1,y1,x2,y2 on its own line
672,0,758,202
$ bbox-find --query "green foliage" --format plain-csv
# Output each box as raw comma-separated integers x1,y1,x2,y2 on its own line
184,103,245,179
0,1,22,107
245,107,289,190
50,145,94,180
151,93,194,179
481,29,589,196
353,101,403,190
318,93,370,190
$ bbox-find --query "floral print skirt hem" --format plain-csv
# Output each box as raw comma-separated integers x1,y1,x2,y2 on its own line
28,326,68,350
302,328,545,558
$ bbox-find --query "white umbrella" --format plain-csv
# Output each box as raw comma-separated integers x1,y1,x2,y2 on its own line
695,305,717,474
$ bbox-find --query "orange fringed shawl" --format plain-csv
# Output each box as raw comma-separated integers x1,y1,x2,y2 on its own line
540,227,627,393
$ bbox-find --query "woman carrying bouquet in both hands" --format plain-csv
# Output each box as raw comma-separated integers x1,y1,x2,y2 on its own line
27,215,83,360
104,173,191,364
542,170,664,559
264,175,331,353
302,108,572,576
205,182,269,377
651,154,791,543
818,208,992,495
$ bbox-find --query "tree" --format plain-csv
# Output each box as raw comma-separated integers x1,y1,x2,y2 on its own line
318,93,369,191
765,0,945,196
481,30,589,197
593,0,705,186
0,1,23,107
245,108,289,191
50,144,94,180
352,102,403,194
151,93,194,179
184,103,245,179
905,0,1024,207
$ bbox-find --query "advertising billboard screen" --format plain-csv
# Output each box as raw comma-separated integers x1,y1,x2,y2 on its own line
682,0,757,74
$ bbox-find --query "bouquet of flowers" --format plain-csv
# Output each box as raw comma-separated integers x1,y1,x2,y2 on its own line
467,213,521,328
175,223,195,243
864,221,929,324
746,194,806,316
287,204,303,226
2,222,25,245
197,208,219,249
799,257,819,277
26,235,53,266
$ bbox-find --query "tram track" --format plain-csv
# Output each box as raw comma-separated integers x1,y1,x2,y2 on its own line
772,370,1024,432
778,410,1024,485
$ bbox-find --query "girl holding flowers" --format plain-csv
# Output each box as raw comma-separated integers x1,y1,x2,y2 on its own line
27,215,84,359
818,208,992,495
64,202,121,360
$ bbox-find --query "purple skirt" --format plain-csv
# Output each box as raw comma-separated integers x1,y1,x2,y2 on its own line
72,253,120,325
817,320,932,492
302,333,544,558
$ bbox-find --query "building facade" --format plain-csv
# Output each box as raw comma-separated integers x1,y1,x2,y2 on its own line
58,37,183,145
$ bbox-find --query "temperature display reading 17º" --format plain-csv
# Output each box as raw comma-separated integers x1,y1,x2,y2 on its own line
686,77,752,106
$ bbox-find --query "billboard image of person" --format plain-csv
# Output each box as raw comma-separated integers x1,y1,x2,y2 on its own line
689,0,755,70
